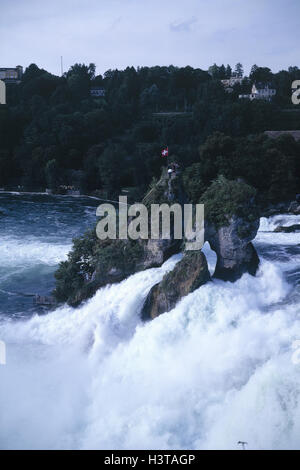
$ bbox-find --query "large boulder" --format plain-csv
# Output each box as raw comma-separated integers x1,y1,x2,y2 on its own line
205,216,260,282
200,176,260,282
141,251,210,320
142,238,181,269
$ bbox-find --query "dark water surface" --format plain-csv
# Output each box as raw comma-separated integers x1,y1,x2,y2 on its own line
0,193,99,318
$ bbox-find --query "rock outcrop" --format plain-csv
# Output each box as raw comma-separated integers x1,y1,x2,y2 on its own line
142,238,181,269
274,224,300,233
141,208,260,320
205,215,260,282
142,166,185,268
54,168,185,306
288,201,300,215
141,251,210,320
199,176,260,282
55,229,183,307
141,208,260,319
54,173,261,312
261,198,300,218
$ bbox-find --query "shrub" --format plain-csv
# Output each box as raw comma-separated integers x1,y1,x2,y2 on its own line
200,175,258,228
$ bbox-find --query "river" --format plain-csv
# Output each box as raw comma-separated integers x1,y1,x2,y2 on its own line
0,194,300,449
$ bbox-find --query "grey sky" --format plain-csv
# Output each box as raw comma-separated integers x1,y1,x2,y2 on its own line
0,0,299,76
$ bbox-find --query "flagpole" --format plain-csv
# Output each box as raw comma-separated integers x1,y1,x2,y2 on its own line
161,146,169,170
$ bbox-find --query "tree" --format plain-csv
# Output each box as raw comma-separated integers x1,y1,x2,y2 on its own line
140,84,160,111
3,59,300,200
250,66,273,83
45,159,60,190
234,63,244,78
200,175,257,228
66,63,95,100
250,64,258,76
225,64,232,78
208,64,226,80
97,144,126,195
22,64,45,83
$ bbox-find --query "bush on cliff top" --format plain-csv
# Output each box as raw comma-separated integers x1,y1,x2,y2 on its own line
200,175,258,228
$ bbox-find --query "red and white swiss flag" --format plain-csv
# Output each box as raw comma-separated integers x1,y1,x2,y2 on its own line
161,147,169,157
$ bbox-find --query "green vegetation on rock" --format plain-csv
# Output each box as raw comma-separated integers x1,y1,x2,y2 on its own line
200,175,258,229
54,229,144,305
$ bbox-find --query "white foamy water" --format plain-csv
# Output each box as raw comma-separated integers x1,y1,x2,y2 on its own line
0,237,71,267
0,216,300,450
257,214,300,247
202,241,217,276
259,214,300,232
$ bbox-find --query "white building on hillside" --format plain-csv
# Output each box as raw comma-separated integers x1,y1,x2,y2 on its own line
0,66,23,84
239,83,276,102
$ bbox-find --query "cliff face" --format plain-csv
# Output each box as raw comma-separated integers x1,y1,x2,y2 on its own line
140,177,261,319
205,215,260,282
199,176,260,282
141,251,210,320
54,232,182,307
140,214,260,320
54,168,184,306
143,238,181,269
54,173,260,314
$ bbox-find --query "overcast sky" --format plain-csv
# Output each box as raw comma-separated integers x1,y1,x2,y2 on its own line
0,0,299,76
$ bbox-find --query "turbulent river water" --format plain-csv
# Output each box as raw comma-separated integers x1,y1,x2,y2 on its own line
0,194,300,450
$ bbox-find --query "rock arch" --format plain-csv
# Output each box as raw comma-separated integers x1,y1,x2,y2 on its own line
141,215,260,320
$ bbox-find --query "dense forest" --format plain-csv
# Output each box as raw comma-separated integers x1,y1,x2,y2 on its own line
0,61,300,204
